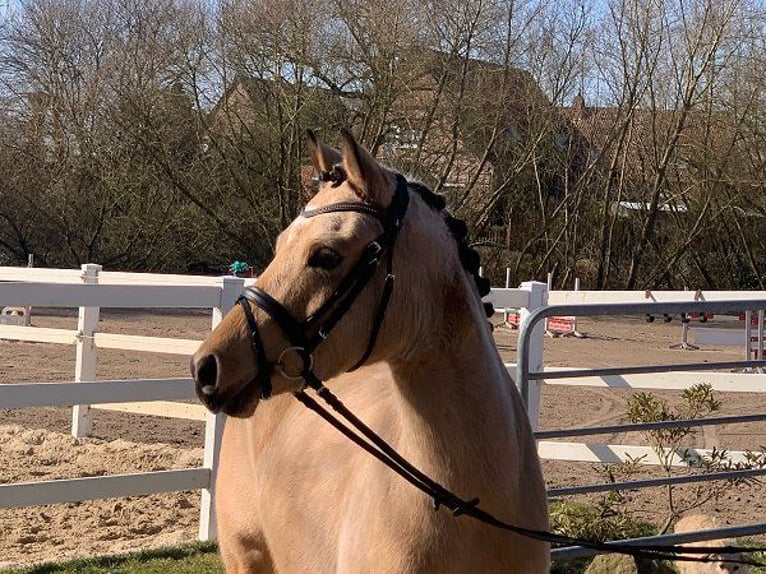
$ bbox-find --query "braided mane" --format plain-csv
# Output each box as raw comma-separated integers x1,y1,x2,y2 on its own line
312,164,493,318
406,181,494,319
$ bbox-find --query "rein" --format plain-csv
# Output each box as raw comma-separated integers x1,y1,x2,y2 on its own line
235,170,762,568
293,382,761,567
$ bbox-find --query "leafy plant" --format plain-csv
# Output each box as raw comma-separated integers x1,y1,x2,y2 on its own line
549,500,657,574
625,384,765,533
550,500,657,543
551,384,766,573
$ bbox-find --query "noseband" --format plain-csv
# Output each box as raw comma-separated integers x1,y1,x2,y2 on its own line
237,172,410,398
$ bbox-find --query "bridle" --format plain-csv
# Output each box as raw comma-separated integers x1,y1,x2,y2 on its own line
236,167,409,399
230,167,761,568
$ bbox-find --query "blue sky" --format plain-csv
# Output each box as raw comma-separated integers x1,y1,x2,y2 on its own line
0,0,14,21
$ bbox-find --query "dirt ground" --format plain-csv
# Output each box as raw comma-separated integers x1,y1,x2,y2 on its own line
1,309,765,566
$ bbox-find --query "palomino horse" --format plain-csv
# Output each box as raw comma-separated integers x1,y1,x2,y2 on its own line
190,130,550,573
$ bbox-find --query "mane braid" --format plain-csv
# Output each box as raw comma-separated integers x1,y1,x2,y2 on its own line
406,181,494,319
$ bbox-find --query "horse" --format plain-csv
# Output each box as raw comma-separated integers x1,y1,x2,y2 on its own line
674,514,751,574
190,129,550,573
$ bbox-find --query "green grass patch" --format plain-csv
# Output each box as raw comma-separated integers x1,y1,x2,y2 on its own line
1,532,762,573
739,539,766,574
0,542,223,574
550,538,766,574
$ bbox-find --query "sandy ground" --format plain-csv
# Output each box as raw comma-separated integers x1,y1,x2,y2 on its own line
1,309,765,566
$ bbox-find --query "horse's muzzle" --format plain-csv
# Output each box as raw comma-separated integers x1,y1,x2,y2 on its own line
190,353,260,417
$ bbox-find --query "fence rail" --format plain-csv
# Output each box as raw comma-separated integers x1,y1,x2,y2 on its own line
0,469,210,509
0,282,222,308
534,412,766,440
552,523,766,560
0,265,229,425
0,378,195,408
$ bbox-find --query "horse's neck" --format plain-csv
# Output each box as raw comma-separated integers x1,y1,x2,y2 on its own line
389,284,527,497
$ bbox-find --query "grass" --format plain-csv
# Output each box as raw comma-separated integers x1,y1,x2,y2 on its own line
740,541,766,574
550,543,766,574
1,539,762,573
0,542,223,574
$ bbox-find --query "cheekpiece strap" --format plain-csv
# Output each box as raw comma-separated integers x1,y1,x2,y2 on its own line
237,171,411,397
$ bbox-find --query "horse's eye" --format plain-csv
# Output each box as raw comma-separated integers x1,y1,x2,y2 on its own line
308,247,342,271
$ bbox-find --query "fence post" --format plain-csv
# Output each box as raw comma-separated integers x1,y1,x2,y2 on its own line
23,254,34,326
572,277,580,335
199,275,244,542
518,280,548,431
71,263,102,438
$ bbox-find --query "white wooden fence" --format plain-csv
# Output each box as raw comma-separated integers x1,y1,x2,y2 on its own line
0,264,249,541
1,267,765,549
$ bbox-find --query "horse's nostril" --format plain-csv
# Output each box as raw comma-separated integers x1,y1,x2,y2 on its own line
195,354,219,392
200,384,217,396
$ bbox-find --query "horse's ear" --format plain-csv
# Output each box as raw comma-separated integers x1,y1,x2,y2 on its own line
340,128,392,206
306,130,341,175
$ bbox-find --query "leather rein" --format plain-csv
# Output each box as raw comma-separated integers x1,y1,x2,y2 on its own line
234,168,761,568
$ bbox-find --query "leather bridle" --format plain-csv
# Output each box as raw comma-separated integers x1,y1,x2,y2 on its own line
236,169,410,399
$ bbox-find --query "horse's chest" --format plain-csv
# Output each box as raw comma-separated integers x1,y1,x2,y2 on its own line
334,481,511,573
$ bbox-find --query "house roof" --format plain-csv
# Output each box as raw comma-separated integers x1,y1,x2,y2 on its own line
207,55,568,216
560,93,738,161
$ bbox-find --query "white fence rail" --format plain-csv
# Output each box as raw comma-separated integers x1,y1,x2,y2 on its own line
1,379,194,408
499,364,766,468
0,282,222,308
1,469,210,509
0,379,210,510
499,288,766,469
0,264,237,429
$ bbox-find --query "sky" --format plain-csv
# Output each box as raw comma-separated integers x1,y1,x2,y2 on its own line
0,0,15,24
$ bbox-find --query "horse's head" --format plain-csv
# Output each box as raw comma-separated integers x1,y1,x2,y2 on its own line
190,129,490,417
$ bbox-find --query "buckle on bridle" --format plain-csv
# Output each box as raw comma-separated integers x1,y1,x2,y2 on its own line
312,163,346,187
367,241,384,262
276,346,314,380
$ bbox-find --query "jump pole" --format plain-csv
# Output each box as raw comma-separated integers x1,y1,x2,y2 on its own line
545,272,552,333
745,310,766,370
670,287,698,350
503,267,513,327
571,278,584,338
